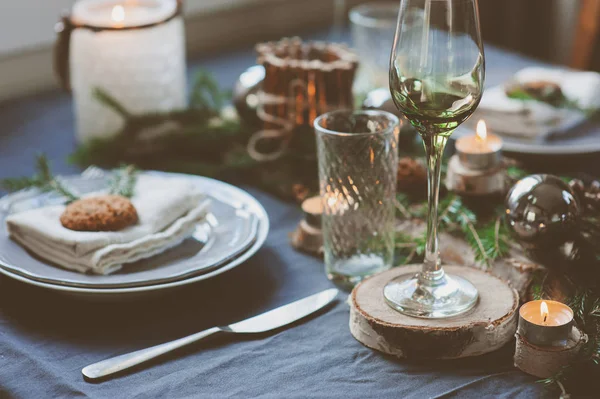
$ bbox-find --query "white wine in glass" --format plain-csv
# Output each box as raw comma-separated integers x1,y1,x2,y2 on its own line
383,0,485,318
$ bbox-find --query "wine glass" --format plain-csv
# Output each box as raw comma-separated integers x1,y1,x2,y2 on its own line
383,0,484,318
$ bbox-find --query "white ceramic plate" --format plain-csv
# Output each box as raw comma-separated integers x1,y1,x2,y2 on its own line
0,171,269,300
454,115,600,155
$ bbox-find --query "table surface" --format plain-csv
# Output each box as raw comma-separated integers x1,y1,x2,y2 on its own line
0,39,559,398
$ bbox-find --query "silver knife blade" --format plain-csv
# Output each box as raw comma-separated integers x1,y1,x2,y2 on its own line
228,288,338,333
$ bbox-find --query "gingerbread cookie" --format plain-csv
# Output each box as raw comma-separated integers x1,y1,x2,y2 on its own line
60,195,138,232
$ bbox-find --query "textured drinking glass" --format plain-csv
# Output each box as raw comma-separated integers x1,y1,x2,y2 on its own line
315,110,399,290
384,0,484,318
350,2,399,92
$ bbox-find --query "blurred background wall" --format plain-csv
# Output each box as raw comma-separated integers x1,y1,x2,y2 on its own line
0,0,597,101
479,0,599,70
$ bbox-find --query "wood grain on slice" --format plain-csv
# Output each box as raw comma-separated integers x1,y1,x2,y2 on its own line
350,265,519,359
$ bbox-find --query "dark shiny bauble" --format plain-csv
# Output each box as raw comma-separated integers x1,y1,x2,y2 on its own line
505,174,581,251
233,65,265,127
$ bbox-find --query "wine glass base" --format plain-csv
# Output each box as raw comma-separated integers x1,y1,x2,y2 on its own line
383,272,479,318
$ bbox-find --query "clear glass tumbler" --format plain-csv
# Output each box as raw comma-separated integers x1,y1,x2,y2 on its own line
349,2,399,93
315,110,399,290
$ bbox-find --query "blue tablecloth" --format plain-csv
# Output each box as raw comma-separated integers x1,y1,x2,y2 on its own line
0,42,558,398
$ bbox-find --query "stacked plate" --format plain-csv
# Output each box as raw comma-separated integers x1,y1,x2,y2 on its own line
0,170,269,300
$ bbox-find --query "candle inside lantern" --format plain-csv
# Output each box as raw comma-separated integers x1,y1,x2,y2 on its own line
111,5,125,25
518,300,574,346
455,120,503,170
66,0,187,143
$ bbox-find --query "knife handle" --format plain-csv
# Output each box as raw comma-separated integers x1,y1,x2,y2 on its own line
82,326,223,381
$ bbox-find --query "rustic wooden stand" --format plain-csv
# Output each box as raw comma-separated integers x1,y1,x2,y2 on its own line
349,265,519,359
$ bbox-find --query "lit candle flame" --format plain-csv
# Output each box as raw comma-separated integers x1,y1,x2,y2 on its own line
476,119,487,142
112,5,125,23
540,301,549,324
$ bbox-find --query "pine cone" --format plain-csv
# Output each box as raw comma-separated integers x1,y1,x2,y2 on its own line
292,183,310,203
396,157,427,193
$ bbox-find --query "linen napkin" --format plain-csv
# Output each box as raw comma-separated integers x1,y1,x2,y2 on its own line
5,174,210,275
474,67,600,139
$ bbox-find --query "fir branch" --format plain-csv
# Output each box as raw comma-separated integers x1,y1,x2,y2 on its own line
413,234,427,256
190,70,229,111
395,194,413,219
435,195,510,265
92,88,132,119
1,154,79,202
506,165,528,181
71,71,247,180
108,165,138,198
36,153,52,182
465,221,488,264
394,232,426,265
1,176,44,192
48,179,79,203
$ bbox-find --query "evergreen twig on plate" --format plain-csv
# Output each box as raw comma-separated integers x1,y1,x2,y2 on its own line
1,154,79,202
108,165,138,198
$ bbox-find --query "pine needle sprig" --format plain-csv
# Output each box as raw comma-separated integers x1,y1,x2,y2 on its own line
395,193,413,219
1,176,42,192
468,218,510,264
1,154,79,202
1,155,139,204
92,88,132,119
70,71,249,179
190,70,229,111
393,193,511,266
108,165,138,198
506,164,528,181
436,195,510,265
394,232,426,265
48,179,79,203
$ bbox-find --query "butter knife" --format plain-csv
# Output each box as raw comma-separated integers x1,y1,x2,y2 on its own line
82,288,338,381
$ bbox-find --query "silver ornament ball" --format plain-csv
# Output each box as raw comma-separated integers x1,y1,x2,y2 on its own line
233,65,265,127
505,174,581,249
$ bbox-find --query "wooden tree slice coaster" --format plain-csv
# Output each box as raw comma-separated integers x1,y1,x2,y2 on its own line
350,265,519,359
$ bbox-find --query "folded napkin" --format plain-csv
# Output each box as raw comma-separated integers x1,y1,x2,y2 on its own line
5,174,210,275
474,67,600,139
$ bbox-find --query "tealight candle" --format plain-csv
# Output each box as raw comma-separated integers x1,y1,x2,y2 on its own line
518,300,574,346
455,120,503,170
301,195,323,228
445,120,507,196
290,195,324,256
55,0,187,143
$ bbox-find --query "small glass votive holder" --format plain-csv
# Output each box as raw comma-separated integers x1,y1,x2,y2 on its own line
315,110,399,290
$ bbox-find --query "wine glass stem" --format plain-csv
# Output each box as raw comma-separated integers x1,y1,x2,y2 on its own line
420,133,449,284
